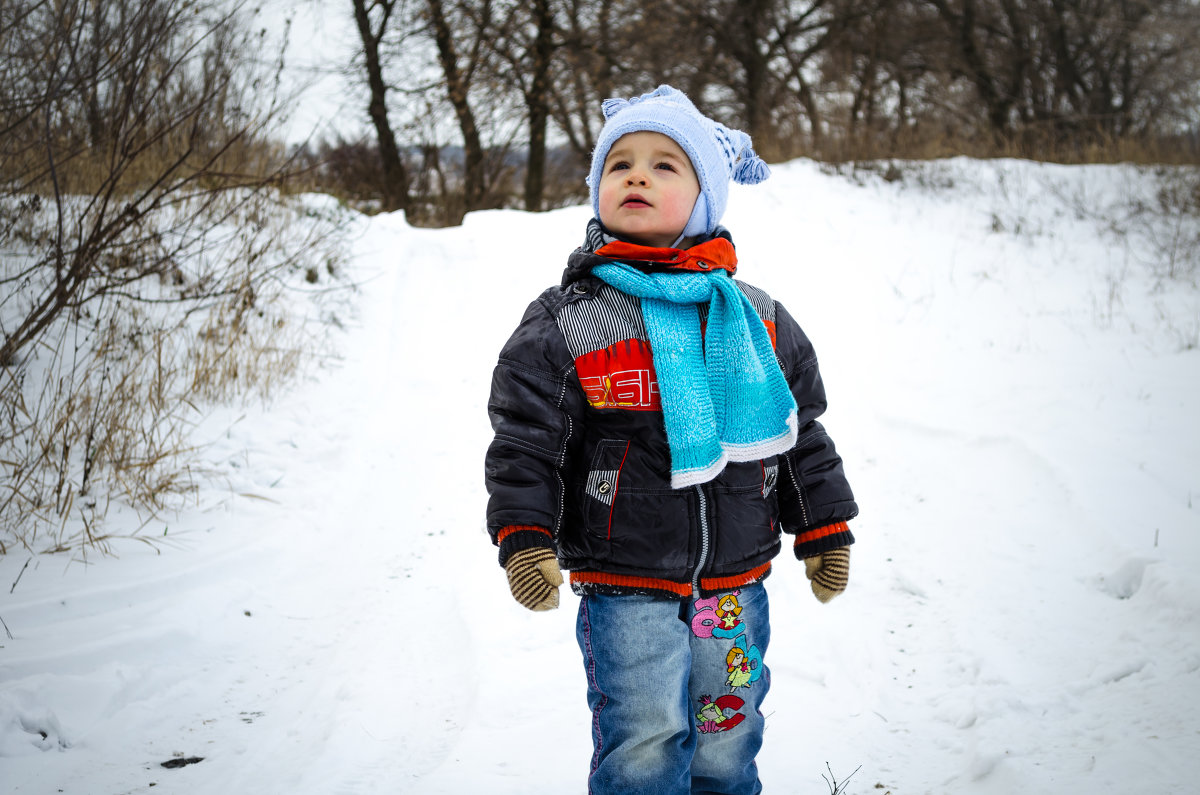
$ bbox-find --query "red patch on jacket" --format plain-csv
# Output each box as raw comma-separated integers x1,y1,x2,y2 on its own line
575,338,660,410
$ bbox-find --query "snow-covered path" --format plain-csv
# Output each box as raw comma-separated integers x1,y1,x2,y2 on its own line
2,159,1199,794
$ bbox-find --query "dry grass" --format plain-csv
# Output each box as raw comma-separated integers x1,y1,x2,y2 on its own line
3,125,293,203
0,191,349,557
0,0,354,557
807,126,1200,167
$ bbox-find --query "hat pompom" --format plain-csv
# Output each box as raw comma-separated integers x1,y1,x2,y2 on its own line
733,150,771,185
601,97,630,119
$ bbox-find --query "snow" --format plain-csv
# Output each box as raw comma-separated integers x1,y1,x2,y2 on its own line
3,158,1199,794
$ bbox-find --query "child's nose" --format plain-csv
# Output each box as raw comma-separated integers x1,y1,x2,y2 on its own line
625,165,649,185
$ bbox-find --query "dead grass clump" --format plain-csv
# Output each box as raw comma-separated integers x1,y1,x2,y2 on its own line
0,192,351,556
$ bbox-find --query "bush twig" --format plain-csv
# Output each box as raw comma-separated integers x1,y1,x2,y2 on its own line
823,762,862,795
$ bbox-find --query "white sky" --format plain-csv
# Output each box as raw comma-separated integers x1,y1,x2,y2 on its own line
259,0,365,145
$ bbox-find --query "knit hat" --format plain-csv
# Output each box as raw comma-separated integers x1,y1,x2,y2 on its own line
587,85,770,242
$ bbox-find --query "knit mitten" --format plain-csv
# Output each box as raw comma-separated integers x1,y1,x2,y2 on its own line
504,548,564,611
803,546,851,603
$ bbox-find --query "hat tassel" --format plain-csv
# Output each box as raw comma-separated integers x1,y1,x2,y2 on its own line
734,150,770,185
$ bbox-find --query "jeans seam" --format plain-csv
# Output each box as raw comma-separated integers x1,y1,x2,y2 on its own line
581,598,608,793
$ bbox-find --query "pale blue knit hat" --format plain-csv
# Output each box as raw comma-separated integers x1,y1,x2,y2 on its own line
587,85,770,242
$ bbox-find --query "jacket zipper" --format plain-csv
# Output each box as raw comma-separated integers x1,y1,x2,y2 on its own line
692,485,710,597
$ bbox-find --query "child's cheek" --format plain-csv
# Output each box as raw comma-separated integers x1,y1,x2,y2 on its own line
596,183,620,224
664,191,697,225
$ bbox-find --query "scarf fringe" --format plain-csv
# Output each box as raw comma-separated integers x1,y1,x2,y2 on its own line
670,414,797,489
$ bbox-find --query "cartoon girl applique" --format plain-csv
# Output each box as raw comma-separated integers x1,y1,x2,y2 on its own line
726,646,753,692
691,591,748,640
714,593,743,632
696,694,747,733
696,695,727,733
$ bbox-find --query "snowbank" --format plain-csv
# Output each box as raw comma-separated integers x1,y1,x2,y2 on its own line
2,158,1197,794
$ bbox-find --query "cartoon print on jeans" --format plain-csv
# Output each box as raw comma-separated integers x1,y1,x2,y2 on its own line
696,694,746,733
726,646,751,691
691,591,745,640
714,594,743,632
725,633,763,693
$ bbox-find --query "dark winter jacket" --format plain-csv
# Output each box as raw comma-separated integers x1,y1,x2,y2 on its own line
484,223,857,599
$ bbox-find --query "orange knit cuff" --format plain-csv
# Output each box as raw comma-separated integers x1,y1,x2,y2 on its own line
497,525,553,545
793,521,851,547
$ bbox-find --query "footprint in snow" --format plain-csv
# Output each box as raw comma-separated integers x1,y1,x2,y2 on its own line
1092,557,1153,600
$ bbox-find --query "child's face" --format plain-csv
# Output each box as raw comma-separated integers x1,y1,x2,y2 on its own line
597,131,701,248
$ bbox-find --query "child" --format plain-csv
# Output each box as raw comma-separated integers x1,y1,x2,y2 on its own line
484,85,858,795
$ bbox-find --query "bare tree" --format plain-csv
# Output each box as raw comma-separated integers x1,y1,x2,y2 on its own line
345,0,513,222
539,0,713,170
335,0,1200,221
545,0,621,166
640,0,872,159
524,0,556,211
351,0,412,212
814,0,951,155
493,0,557,211
1,0,345,552
919,0,1200,147
423,0,490,215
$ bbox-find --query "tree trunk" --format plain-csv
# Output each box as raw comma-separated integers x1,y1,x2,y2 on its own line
524,0,554,211
928,0,1012,139
729,0,773,144
426,0,486,215
351,0,410,213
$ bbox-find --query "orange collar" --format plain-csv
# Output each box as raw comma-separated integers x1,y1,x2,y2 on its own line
594,237,737,275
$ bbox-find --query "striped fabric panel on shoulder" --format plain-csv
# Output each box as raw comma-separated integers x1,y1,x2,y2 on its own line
556,286,647,359
734,281,776,323
694,281,776,326
559,279,777,360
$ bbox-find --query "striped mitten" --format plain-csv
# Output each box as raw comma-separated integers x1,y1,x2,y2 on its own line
504,548,564,611
803,546,851,603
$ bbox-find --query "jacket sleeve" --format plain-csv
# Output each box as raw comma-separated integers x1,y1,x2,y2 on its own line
773,302,859,559
484,293,580,567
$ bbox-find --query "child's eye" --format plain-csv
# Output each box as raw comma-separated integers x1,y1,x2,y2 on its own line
608,161,630,172
656,162,678,172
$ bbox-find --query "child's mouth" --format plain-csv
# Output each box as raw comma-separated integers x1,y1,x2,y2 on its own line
622,194,650,208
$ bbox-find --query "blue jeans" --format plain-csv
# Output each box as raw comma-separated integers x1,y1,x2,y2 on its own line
576,583,771,795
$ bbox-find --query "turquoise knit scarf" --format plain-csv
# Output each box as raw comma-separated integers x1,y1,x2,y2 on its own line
592,263,798,488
